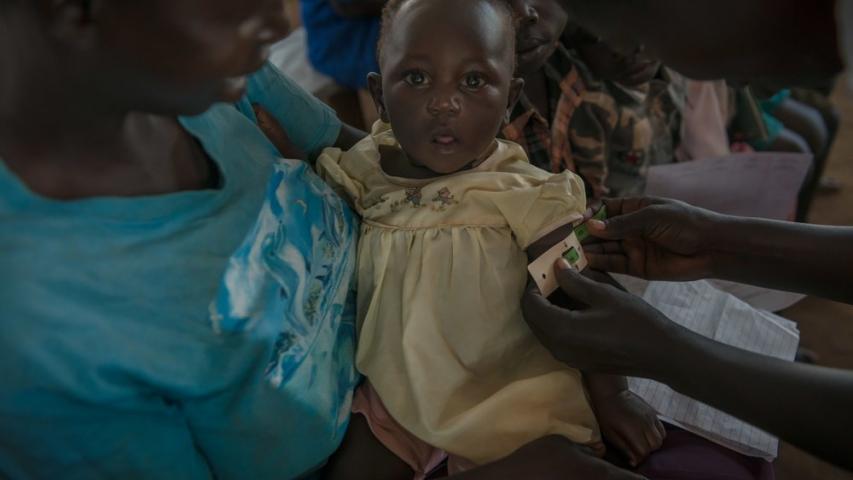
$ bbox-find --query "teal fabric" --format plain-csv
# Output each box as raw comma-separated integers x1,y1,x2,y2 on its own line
0,63,360,479
750,89,792,150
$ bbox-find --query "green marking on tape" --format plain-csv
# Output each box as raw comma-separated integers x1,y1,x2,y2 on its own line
574,206,607,242
563,247,581,265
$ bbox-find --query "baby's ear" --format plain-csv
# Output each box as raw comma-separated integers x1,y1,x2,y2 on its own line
507,77,526,112
367,73,390,124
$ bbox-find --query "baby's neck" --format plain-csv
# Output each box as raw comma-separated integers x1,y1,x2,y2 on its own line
379,141,498,180
379,147,445,180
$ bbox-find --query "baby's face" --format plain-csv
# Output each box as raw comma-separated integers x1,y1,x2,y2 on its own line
373,0,520,175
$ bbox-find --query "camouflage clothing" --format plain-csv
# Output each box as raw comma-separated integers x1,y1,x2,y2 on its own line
504,43,685,199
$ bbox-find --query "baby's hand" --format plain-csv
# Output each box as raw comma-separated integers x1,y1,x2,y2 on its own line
594,390,666,467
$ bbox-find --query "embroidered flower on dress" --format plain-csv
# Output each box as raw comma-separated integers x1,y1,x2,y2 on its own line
405,187,423,207
431,187,458,211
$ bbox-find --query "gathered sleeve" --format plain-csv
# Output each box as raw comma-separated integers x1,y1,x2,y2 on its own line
491,170,587,249
315,135,388,215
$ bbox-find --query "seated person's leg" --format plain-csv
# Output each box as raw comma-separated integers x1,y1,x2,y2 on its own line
636,424,775,480
766,129,815,220
772,100,834,219
772,98,830,157
766,127,811,154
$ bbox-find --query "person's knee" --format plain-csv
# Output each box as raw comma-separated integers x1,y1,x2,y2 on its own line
769,128,811,154
774,99,830,155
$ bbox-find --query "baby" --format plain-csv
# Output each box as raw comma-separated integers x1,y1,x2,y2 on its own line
318,0,664,477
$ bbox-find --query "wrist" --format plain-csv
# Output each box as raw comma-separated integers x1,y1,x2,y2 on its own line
654,322,711,388
700,211,742,279
694,207,730,250
585,374,629,404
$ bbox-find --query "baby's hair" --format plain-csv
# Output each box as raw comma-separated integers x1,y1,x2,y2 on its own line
376,0,517,68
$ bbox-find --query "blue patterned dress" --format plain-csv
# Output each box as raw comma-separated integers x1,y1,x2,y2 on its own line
0,64,360,479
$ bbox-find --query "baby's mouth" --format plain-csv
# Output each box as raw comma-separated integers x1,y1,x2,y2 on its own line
432,128,460,147
433,135,458,146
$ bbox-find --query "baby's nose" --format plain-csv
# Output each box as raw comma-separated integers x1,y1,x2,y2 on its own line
427,94,462,117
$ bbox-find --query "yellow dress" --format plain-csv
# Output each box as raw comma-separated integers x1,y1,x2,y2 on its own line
317,124,600,465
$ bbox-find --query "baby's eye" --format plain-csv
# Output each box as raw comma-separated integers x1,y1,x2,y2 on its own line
462,73,487,91
404,71,429,87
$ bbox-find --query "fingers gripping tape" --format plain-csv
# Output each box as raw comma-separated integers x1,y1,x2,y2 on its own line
527,207,606,296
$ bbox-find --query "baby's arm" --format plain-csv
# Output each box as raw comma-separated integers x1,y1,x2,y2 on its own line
526,224,665,467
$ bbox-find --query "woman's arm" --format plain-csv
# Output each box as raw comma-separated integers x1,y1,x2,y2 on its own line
664,320,853,471
254,105,367,160
247,64,367,160
584,196,853,304
707,215,853,304
336,123,369,150
521,264,853,471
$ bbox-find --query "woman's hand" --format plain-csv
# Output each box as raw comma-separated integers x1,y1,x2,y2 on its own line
522,259,686,377
584,197,720,281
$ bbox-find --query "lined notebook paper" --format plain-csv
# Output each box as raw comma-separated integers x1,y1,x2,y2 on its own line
617,278,800,460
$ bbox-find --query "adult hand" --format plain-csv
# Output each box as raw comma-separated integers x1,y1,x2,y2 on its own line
584,197,720,281
522,259,684,377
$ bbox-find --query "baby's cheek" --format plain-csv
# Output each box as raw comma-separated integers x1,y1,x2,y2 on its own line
460,99,507,140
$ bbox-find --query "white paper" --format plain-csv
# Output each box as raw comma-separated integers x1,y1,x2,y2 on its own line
707,279,805,313
615,274,804,313
622,279,800,461
645,153,812,220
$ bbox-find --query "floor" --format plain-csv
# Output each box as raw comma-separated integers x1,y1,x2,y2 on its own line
775,82,853,479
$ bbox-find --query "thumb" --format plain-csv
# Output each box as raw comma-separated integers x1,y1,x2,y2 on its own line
553,260,610,306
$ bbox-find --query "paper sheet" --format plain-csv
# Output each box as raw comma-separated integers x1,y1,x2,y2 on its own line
619,278,800,461
707,279,805,313
617,275,803,313
645,153,812,220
